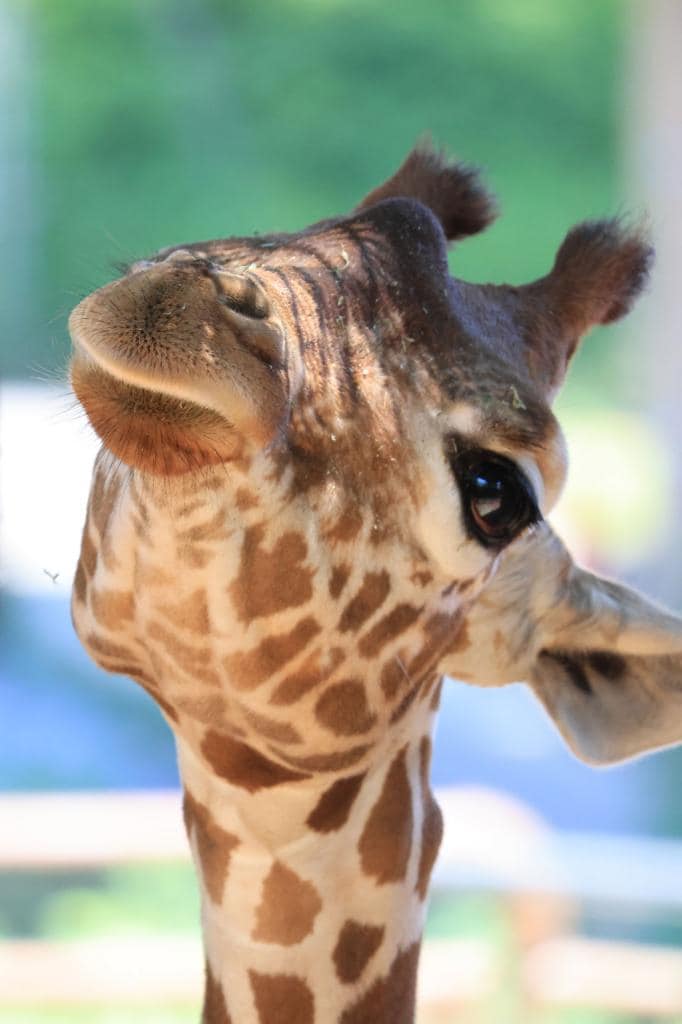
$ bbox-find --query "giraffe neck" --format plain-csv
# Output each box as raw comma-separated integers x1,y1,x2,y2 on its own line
176,709,443,1024
73,455,459,1022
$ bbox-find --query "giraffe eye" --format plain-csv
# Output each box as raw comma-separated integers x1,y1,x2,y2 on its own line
451,450,540,548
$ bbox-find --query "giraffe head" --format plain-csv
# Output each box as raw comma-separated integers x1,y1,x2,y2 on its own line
70,143,682,771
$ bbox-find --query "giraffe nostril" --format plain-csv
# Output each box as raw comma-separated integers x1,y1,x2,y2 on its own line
211,271,271,320
163,248,208,265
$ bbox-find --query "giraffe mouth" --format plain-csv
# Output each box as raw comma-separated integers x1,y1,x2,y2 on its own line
70,352,242,474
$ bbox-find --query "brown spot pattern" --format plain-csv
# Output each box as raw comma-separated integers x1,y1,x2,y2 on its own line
329,563,351,599
80,530,98,577
243,708,302,745
358,604,421,659
90,468,122,538
235,486,258,510
203,961,232,1024
178,544,214,569
359,747,413,885
458,575,477,594
73,561,87,604
85,631,138,663
270,646,345,705
230,524,314,621
306,773,365,833
183,790,240,905
204,471,238,491
146,644,220,697
416,612,468,674
338,571,390,633
325,506,363,543
415,737,443,899
399,611,465,695
333,920,385,984
249,970,314,1024
159,588,210,633
134,562,173,588
176,499,204,518
380,658,408,701
315,680,377,736
176,505,229,543
224,616,321,691
177,692,226,726
201,730,311,792
90,588,135,632
252,861,322,945
339,942,420,1024
132,513,148,540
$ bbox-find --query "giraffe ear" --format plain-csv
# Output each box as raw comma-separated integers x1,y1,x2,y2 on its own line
356,143,498,241
529,570,682,765
546,219,652,337
449,525,682,765
519,220,653,395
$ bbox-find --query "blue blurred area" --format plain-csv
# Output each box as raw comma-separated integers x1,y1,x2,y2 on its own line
2,594,177,791
2,591,673,836
433,678,664,835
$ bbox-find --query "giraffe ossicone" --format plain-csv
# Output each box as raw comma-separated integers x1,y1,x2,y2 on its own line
69,142,682,1023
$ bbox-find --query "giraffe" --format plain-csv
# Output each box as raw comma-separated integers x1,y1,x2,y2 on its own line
68,143,682,1023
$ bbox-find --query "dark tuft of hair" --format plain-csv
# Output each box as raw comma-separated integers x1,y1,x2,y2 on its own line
357,142,498,242
551,219,653,325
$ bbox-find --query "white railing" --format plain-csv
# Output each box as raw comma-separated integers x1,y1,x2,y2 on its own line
2,787,682,1018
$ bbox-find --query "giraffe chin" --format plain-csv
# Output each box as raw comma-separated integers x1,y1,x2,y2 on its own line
70,355,242,474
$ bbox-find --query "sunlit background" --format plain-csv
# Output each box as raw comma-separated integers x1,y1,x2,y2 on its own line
2,1,682,1021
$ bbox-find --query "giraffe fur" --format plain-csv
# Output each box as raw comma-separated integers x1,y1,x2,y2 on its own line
68,141,682,1023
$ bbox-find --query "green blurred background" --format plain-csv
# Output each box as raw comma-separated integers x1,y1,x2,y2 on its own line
3,1,682,1021
11,0,623,385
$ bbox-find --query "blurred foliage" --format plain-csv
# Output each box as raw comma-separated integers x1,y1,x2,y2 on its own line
40,864,198,939
552,408,673,569
0,864,198,941
0,870,107,938
0,1007,660,1024
0,1010,196,1023
1,1009,658,1024
12,0,625,390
